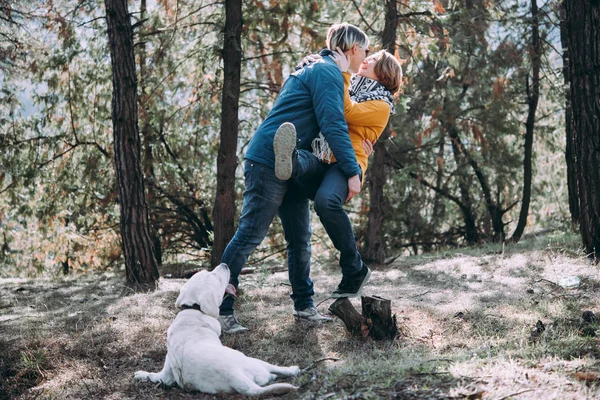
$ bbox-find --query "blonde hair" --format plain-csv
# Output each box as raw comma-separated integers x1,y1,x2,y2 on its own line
372,50,403,94
326,23,369,53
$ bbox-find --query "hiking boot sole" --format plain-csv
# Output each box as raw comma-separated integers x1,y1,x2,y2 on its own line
331,267,372,298
273,122,296,180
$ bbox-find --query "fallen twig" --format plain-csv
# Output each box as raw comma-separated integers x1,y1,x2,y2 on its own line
301,357,341,373
410,290,431,298
315,297,334,308
496,388,536,400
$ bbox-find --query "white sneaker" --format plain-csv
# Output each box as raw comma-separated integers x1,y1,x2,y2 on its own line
218,313,249,334
293,306,333,322
273,122,297,180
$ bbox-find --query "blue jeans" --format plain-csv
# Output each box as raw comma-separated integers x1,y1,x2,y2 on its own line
294,152,364,277
220,160,314,315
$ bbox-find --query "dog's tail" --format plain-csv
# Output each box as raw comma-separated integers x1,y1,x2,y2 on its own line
234,380,298,396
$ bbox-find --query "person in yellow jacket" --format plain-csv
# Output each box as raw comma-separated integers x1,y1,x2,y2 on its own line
273,48,402,299
314,49,401,184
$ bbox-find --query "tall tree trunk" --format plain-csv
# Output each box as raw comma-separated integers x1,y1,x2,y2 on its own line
443,111,478,244
361,0,397,264
138,0,162,265
105,0,159,290
211,0,242,267
564,0,600,259
560,2,579,230
510,0,540,243
431,138,446,225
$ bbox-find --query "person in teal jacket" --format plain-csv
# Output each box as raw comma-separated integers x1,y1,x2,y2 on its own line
219,23,370,334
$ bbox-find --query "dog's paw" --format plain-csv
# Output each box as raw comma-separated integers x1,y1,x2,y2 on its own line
134,370,149,381
289,366,301,375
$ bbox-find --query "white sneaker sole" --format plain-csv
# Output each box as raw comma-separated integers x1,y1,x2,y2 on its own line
331,268,372,298
293,314,333,323
293,309,333,322
273,122,296,180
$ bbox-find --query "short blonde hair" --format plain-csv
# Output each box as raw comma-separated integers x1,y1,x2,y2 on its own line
326,23,369,53
372,50,403,94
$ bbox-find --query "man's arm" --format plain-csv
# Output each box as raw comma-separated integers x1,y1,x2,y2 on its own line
309,62,361,179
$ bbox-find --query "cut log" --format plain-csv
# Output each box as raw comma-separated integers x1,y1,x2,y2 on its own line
159,263,202,279
329,298,368,337
361,295,397,340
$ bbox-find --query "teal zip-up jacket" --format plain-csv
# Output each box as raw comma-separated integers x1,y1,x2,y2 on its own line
245,50,361,179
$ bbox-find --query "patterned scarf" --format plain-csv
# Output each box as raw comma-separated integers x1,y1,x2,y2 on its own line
311,75,395,162
349,75,395,115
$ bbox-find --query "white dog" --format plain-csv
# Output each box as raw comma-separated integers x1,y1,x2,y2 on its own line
134,263,300,396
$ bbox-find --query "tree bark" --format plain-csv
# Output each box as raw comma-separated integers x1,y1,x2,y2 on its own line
329,298,367,336
510,0,540,243
329,296,398,340
564,0,600,259
211,0,243,267
105,0,159,291
138,0,162,265
361,0,397,264
363,131,388,264
560,2,579,230
361,295,397,340
443,113,479,244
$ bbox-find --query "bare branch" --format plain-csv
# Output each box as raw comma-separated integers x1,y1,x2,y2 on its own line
350,0,379,35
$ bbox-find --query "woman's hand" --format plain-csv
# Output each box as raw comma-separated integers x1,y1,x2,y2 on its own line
362,139,375,156
346,175,361,203
296,53,322,70
330,47,350,73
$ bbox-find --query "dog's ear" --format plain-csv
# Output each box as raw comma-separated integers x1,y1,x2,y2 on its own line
196,290,220,318
175,270,206,308
174,270,222,318
174,279,192,309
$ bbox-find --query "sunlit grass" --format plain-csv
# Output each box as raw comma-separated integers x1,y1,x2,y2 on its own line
1,231,599,399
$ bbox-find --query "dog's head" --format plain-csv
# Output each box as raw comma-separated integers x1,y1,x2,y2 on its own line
175,263,235,318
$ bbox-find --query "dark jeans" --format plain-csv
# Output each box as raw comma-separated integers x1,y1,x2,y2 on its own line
220,160,314,315
294,150,364,277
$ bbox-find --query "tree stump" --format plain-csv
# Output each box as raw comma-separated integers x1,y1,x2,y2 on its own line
329,296,397,340
361,295,397,340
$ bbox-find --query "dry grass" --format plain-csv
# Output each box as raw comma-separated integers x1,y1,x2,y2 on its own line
2,232,600,399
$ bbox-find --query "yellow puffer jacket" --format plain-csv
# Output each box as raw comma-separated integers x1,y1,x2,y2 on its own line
326,72,391,182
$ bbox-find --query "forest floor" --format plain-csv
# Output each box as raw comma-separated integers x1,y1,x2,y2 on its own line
2,231,600,400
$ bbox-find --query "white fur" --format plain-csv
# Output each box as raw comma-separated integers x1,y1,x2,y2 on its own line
133,263,300,396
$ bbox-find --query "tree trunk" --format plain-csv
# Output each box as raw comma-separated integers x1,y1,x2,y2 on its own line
510,0,540,243
564,0,600,259
105,0,159,291
211,0,243,267
361,0,397,264
363,130,388,264
444,115,478,244
560,2,579,230
138,0,162,265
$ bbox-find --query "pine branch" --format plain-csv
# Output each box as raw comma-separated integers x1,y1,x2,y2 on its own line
350,0,379,35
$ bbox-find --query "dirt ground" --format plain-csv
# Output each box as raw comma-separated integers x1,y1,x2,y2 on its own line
2,232,600,399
